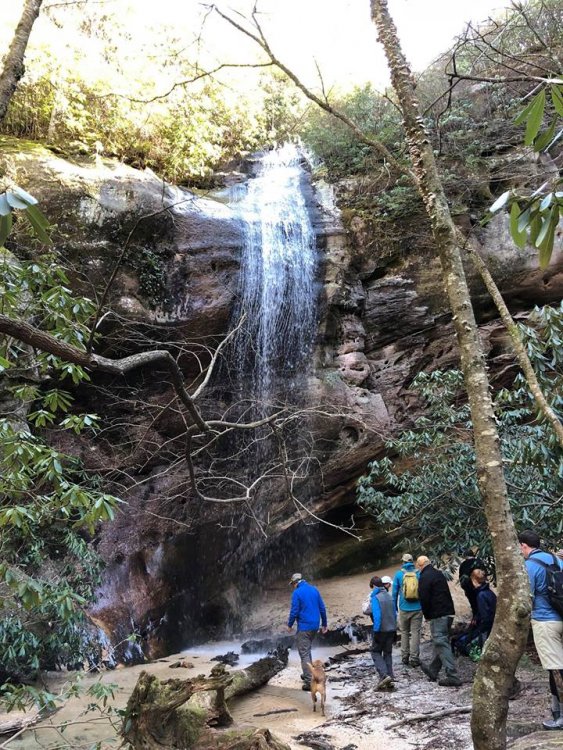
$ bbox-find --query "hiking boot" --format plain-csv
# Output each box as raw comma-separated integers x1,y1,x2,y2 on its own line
401,656,410,666
543,714,563,730
377,675,393,690
409,659,420,668
420,663,439,682
301,683,311,691
438,675,462,687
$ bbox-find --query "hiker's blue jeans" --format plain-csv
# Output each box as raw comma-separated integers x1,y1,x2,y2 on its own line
429,615,458,678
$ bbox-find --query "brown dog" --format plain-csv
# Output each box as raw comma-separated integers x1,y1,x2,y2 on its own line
307,659,327,716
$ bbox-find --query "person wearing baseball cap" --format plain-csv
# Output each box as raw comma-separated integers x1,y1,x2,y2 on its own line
369,575,397,689
287,574,327,691
392,552,423,667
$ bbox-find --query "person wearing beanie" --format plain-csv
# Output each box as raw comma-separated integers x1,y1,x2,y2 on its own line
416,556,461,687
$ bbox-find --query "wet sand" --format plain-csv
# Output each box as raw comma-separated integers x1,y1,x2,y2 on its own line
2,568,475,750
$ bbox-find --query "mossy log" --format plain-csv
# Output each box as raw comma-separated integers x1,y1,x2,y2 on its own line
121,649,290,750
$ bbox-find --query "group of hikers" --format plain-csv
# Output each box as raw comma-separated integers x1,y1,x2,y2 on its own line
286,530,563,731
366,552,495,689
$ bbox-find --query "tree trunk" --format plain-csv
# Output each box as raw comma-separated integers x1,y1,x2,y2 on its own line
0,0,43,122
369,3,531,749
121,649,290,749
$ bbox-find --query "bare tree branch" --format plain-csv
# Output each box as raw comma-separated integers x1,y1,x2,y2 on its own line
208,3,413,180
0,312,209,433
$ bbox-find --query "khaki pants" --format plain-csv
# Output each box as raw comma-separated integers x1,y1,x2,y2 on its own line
531,619,563,669
399,609,423,664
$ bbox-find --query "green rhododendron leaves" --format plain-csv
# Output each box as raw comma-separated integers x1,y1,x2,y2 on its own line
522,90,546,146
0,212,13,246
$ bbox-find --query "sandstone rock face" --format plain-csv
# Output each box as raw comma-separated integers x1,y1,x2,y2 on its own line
2,136,562,657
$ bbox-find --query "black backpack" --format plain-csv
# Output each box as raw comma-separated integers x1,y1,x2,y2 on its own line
528,552,563,618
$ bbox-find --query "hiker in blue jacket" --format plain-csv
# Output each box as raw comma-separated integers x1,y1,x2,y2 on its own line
392,553,423,667
370,575,397,690
519,530,563,731
287,573,327,690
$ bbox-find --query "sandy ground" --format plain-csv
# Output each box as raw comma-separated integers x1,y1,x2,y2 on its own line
0,567,550,750
245,564,412,632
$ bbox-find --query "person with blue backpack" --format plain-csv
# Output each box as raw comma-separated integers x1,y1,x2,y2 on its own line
392,553,423,667
518,530,563,731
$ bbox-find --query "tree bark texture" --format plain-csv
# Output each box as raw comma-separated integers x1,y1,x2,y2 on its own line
121,650,290,749
0,0,43,122
468,244,563,449
369,3,532,749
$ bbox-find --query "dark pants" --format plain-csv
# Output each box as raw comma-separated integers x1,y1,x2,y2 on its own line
427,616,458,678
296,629,317,685
549,669,563,699
371,630,395,679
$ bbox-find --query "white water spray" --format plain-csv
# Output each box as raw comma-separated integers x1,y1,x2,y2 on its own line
232,143,317,405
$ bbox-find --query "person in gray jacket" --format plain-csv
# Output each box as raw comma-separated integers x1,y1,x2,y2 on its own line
369,575,397,690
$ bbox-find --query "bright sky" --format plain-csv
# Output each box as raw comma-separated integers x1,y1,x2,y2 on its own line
2,0,515,92
202,0,515,89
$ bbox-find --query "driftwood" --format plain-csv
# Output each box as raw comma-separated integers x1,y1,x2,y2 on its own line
385,705,471,729
0,711,44,748
0,710,42,736
294,733,335,750
509,730,563,749
121,648,290,750
253,708,297,717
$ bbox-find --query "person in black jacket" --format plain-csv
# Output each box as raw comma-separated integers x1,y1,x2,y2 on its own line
416,556,461,687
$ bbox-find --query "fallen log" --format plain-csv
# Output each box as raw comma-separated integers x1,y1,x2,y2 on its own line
385,705,471,729
121,648,290,750
0,710,41,736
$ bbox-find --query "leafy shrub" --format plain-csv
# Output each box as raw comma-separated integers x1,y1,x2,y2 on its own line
357,302,563,568
0,201,121,702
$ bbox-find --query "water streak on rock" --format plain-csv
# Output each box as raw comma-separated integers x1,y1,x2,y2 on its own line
231,144,317,406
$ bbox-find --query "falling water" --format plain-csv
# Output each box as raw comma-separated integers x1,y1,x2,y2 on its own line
231,143,317,406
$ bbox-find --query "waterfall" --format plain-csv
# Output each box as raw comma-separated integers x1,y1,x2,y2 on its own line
231,143,317,408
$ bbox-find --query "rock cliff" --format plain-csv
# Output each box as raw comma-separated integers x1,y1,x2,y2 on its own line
1,135,561,656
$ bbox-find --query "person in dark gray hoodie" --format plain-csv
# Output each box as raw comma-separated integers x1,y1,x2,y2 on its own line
369,575,397,690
